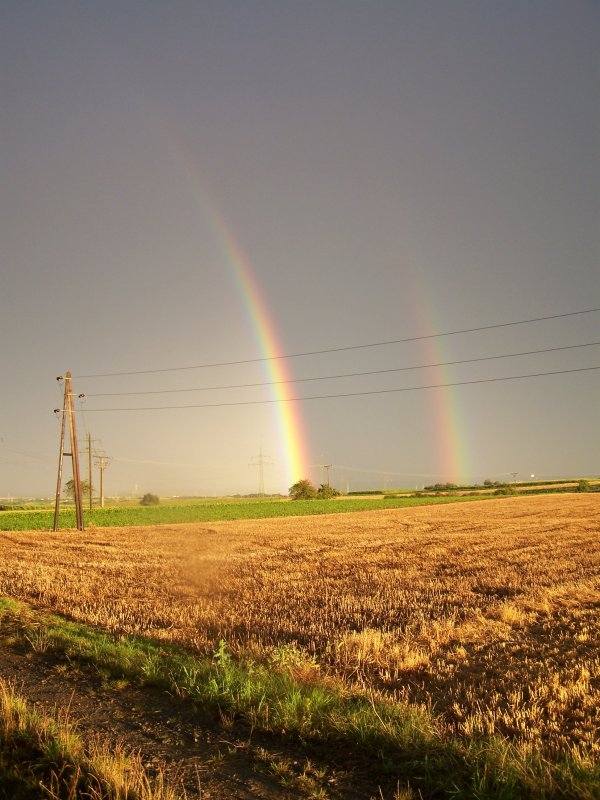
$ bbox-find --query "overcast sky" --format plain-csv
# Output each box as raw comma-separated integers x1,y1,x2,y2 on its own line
2,1,599,498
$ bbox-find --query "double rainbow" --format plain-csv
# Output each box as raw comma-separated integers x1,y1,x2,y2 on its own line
166,137,468,488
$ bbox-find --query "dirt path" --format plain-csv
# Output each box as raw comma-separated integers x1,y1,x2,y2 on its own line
0,616,372,800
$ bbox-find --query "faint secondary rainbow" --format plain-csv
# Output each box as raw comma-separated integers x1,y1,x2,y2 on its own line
166,147,310,488
406,273,471,483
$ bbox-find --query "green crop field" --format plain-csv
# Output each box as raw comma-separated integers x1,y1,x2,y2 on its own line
0,494,488,530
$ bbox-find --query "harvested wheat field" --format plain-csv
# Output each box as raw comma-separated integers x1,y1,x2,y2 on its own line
1,494,599,764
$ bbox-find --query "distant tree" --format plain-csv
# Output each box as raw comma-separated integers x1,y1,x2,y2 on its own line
577,480,591,493
64,479,92,498
483,479,494,487
494,486,517,496
289,479,317,500
424,482,459,492
140,493,160,506
316,483,340,499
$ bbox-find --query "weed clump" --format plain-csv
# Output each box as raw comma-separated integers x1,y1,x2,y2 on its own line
140,493,160,506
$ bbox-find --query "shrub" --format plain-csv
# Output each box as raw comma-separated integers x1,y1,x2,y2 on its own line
140,493,160,506
289,479,317,500
64,479,92,498
316,484,340,499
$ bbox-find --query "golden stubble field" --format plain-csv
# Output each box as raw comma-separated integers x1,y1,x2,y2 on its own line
1,494,598,760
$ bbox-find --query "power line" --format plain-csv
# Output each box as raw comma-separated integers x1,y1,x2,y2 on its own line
0,446,53,464
81,365,600,411
83,341,600,396
74,307,600,378
112,457,229,469
334,464,442,478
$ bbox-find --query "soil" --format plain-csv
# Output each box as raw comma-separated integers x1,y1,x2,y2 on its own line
0,613,381,800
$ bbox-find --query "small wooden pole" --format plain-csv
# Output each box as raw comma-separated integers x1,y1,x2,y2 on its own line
99,457,105,508
88,432,93,511
95,455,110,508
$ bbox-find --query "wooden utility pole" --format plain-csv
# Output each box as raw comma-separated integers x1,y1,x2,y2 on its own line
83,432,101,511
88,432,93,511
95,454,111,508
53,381,68,531
53,372,85,531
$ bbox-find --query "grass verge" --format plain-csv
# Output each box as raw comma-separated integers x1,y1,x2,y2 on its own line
1,598,598,799
0,676,180,799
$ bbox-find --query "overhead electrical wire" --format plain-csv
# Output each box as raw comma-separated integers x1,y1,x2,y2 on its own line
0,446,53,465
74,307,600,378
81,365,600,411
83,341,600,396
112,457,231,469
332,464,443,478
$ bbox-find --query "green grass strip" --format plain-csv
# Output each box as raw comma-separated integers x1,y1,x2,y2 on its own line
1,598,598,799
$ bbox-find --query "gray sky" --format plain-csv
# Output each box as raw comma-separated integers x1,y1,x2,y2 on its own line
2,1,599,498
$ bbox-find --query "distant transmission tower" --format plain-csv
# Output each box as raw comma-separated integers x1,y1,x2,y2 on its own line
249,447,273,496
309,457,332,487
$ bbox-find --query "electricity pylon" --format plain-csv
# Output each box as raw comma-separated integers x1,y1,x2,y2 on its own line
308,459,333,487
53,372,85,531
249,447,273,496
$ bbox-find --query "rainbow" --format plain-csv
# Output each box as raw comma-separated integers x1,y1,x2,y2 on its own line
161,132,468,487
165,146,310,489
201,194,310,487
407,276,470,483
